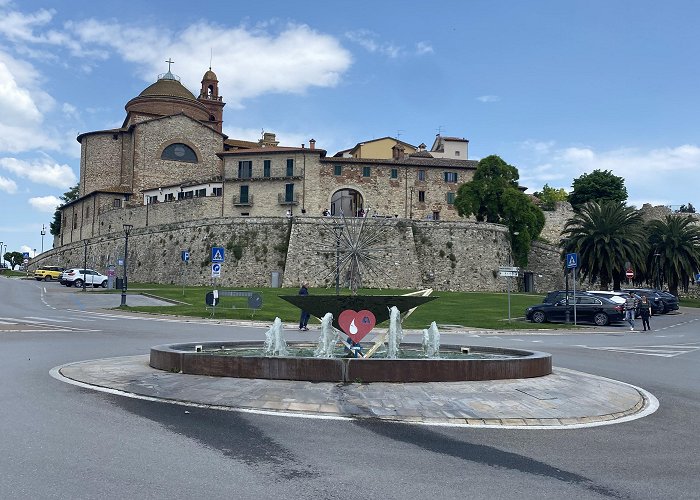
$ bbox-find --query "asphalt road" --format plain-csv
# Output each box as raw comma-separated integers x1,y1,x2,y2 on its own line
1,277,698,499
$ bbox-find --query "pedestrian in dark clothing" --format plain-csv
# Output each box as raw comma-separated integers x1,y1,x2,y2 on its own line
298,282,310,331
639,296,652,331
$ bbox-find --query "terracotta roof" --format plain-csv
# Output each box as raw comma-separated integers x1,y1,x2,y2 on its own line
440,136,468,142
60,187,133,209
219,146,327,157
321,156,477,169
409,150,434,158
76,128,125,142
138,78,197,100
224,138,260,150
202,69,218,81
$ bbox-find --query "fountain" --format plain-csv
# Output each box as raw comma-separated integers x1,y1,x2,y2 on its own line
149,214,552,383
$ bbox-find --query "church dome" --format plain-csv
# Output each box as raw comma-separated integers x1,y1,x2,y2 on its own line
138,74,197,101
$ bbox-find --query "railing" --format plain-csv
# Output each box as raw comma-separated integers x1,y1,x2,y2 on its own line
277,193,299,205
232,194,254,206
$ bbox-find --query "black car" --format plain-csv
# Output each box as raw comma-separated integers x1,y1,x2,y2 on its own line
526,295,624,326
543,289,588,304
623,289,679,314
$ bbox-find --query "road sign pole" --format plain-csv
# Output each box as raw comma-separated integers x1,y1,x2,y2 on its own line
507,275,511,321
573,266,577,326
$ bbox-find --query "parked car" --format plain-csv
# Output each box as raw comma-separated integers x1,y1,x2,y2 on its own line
60,268,108,288
588,291,644,317
543,289,588,304
622,288,679,314
33,266,65,281
526,295,624,326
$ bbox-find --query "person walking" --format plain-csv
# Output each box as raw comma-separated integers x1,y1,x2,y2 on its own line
624,293,637,331
298,282,310,331
639,295,652,331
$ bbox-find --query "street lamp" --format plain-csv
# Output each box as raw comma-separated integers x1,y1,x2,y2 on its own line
120,224,133,306
82,240,88,292
40,225,46,253
332,223,342,296
0,241,3,269
409,187,414,219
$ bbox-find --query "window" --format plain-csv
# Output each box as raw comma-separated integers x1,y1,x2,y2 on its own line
161,143,197,163
181,191,193,199
418,190,425,202
286,158,294,176
285,183,295,202
263,160,271,178
390,168,398,179
85,206,90,217
147,195,158,204
238,161,252,178
73,214,77,229
113,198,122,208
432,211,440,221
212,187,222,197
195,188,206,198
362,166,371,177
444,172,458,183
334,164,342,176
417,170,426,181
455,150,460,156
446,192,455,205
165,193,175,202
240,185,249,203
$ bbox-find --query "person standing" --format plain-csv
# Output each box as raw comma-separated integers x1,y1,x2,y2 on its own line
298,282,310,331
639,295,652,331
624,294,637,331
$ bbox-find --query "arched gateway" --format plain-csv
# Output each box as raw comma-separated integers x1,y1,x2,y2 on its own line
331,188,364,217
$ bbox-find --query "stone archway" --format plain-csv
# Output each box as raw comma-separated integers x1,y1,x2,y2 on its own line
331,188,364,217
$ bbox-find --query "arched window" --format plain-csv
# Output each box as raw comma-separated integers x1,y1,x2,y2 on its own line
161,143,198,163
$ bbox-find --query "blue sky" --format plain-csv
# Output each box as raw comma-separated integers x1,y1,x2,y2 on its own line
1,0,699,258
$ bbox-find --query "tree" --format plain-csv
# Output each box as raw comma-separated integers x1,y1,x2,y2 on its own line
677,203,696,214
455,155,545,266
646,215,700,296
50,184,79,236
533,184,568,211
454,155,519,223
560,201,647,290
4,251,24,270
568,169,627,209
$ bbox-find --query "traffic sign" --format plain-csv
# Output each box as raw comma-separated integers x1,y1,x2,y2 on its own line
211,247,225,263
626,268,634,279
211,263,221,278
566,253,578,269
499,271,519,277
181,250,190,262
499,266,520,272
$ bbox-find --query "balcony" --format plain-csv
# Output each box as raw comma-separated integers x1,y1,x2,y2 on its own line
232,194,254,207
278,192,299,205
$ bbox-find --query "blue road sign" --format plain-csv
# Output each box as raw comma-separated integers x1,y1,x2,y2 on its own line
211,247,225,263
181,250,190,262
22,252,29,259
566,253,578,269
211,263,221,277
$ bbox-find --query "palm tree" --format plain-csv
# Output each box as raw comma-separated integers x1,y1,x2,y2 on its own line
560,201,647,290
646,215,700,296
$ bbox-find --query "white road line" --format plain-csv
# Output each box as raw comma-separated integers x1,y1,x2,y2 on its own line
24,316,71,323
0,320,17,325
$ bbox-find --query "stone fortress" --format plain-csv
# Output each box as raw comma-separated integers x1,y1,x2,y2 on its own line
35,63,668,293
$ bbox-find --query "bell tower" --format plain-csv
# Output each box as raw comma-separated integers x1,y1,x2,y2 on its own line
197,68,225,132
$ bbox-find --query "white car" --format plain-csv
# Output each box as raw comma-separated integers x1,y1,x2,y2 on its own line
60,268,108,288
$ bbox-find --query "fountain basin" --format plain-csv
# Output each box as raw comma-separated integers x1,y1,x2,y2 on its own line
150,342,552,382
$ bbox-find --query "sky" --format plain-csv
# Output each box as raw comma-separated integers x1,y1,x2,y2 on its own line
1,0,699,258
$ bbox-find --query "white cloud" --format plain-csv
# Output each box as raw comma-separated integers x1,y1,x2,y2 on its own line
0,157,77,188
0,175,17,193
477,95,500,103
28,195,60,212
518,141,700,207
345,30,401,58
415,41,433,55
69,20,353,108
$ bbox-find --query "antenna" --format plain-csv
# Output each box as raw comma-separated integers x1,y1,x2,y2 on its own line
209,48,213,70
436,125,444,136
396,129,404,140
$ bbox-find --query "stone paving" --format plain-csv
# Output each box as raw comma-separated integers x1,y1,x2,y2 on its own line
57,355,650,427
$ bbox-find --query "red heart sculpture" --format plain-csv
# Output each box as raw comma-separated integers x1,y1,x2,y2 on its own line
338,309,376,342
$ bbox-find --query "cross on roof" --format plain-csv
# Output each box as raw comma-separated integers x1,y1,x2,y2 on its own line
165,58,174,72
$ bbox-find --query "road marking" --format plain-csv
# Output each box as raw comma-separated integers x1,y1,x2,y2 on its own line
0,320,17,325
580,344,700,358
23,316,71,323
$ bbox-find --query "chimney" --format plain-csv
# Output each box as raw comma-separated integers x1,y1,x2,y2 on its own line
309,138,316,150
392,144,405,160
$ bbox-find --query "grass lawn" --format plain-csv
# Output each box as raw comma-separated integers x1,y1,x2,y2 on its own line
124,283,575,331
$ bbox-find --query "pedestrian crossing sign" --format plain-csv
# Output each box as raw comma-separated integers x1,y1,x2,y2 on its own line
566,253,578,269
211,247,225,263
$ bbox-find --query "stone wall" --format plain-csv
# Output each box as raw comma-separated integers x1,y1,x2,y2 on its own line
36,216,564,293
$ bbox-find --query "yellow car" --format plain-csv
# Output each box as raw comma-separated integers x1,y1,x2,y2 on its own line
34,266,65,281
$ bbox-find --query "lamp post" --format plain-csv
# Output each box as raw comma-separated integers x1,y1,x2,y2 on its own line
409,187,414,219
654,252,661,290
332,224,342,295
120,224,133,306
82,240,88,292
0,241,3,269
40,225,46,253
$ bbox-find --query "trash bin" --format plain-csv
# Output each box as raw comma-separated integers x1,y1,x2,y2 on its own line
115,277,124,290
271,272,281,288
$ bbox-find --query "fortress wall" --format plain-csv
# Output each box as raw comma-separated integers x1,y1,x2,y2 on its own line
38,217,563,293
